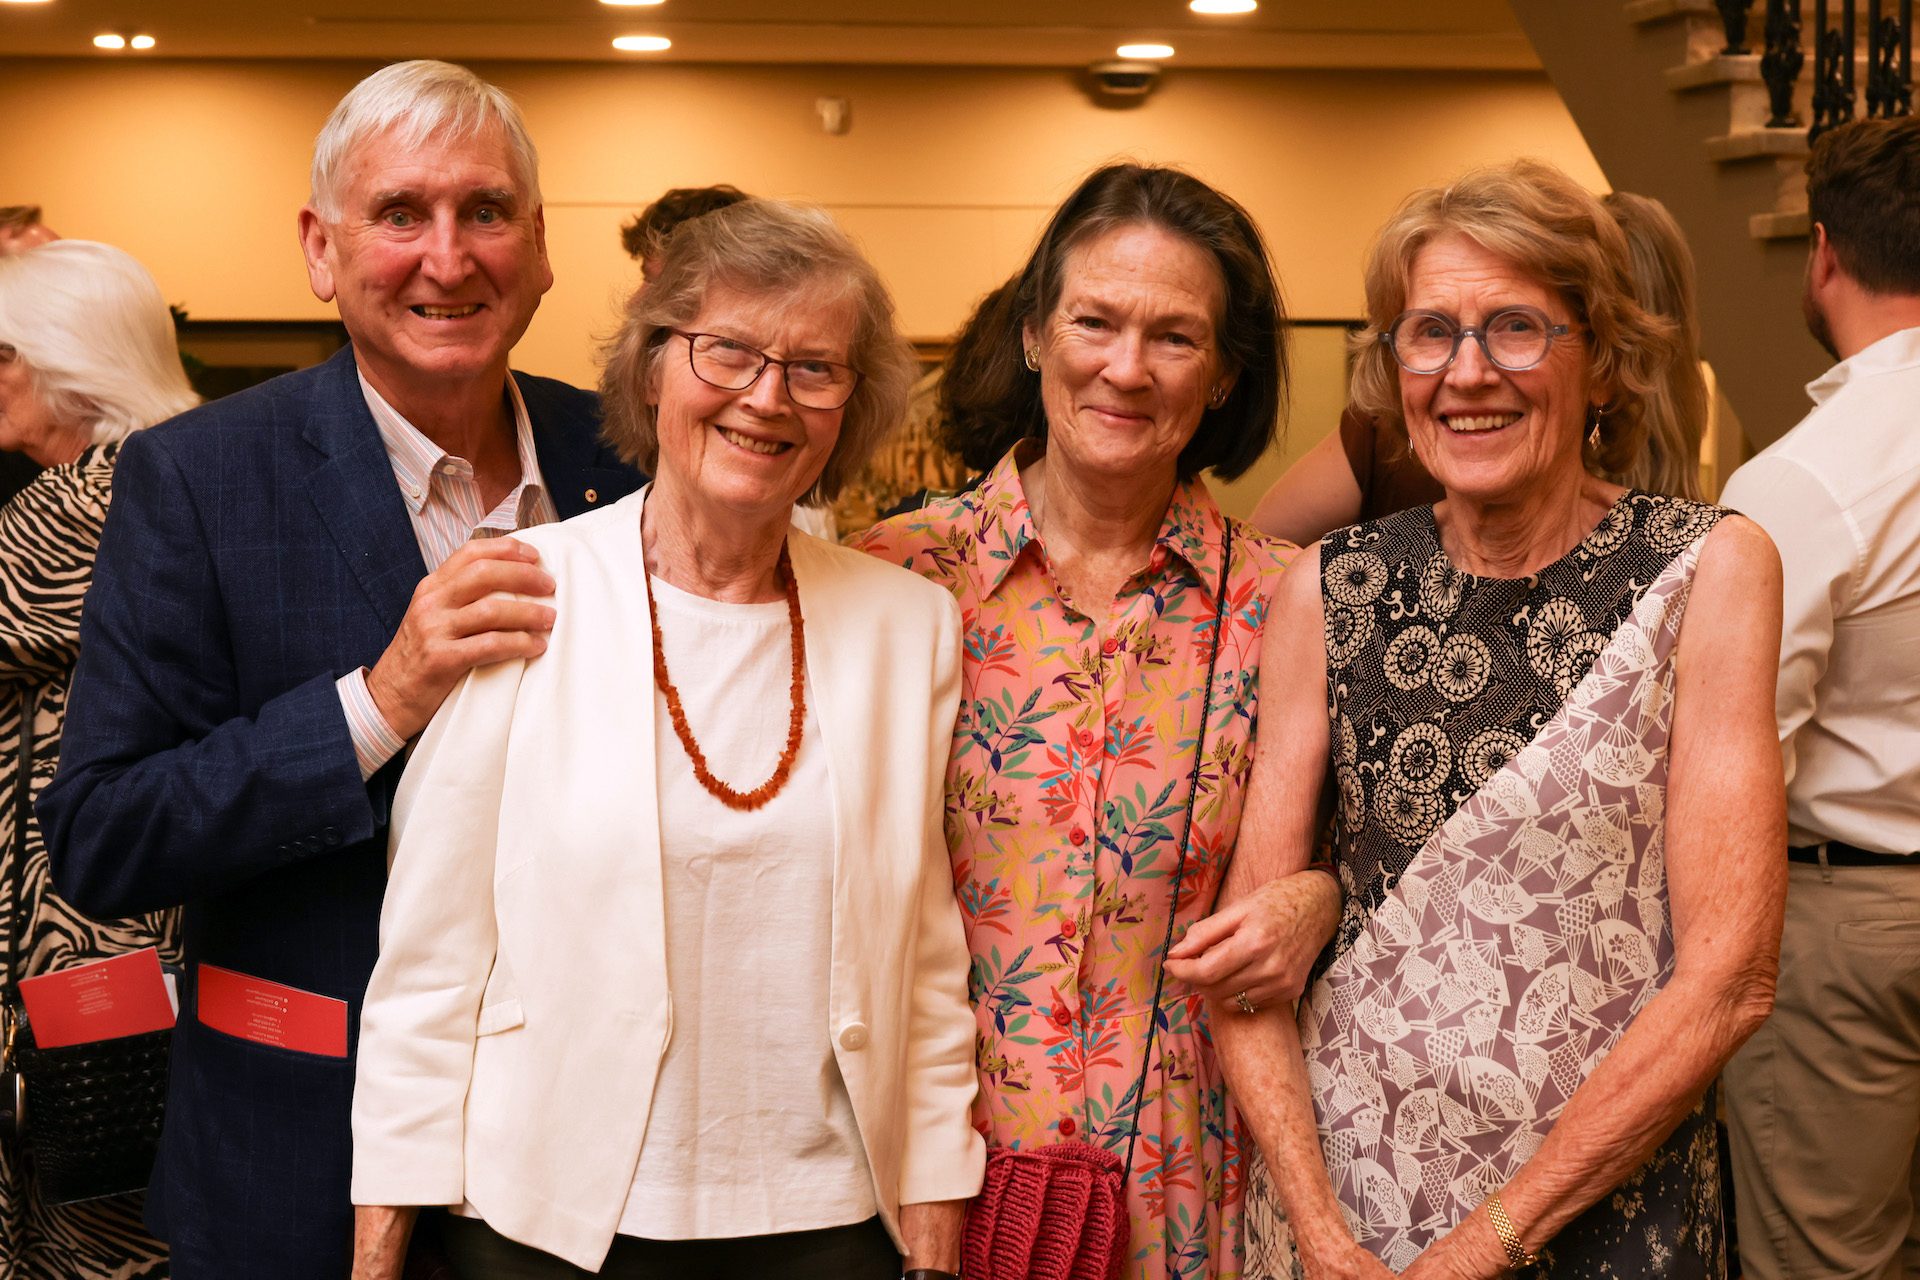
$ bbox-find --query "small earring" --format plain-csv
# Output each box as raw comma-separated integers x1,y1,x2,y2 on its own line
1208,386,1228,409
1023,348,1040,372
1586,402,1609,451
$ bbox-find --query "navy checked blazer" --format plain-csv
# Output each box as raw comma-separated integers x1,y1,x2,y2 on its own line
38,345,643,1280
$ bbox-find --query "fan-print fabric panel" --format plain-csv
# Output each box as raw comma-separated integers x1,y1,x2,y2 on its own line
1298,535,1704,1270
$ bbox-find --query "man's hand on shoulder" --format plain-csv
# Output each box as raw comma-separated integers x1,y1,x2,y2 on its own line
367,538,556,741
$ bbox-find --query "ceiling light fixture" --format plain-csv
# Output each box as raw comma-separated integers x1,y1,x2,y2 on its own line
0,1,58,7
611,35,671,52
1116,42,1175,59
600,0,666,6
130,34,155,49
1190,0,1257,13
92,33,126,49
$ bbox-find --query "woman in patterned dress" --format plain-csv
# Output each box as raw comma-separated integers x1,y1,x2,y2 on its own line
0,241,198,1278
854,164,1343,1280
1212,160,1788,1278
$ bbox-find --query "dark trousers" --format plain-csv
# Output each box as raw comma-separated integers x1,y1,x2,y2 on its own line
440,1213,901,1280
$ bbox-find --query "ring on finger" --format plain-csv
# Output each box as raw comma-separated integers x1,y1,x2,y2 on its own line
1233,990,1258,1015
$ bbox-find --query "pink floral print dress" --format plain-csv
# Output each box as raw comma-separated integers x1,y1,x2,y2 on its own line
853,445,1295,1280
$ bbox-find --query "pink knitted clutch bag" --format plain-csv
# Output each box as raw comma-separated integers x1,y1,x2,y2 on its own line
961,1141,1129,1280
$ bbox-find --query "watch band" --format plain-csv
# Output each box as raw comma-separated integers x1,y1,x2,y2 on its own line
1486,1192,1537,1269
902,1271,961,1280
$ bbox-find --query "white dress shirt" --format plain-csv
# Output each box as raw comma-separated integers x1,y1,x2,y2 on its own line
1719,326,1920,852
333,374,557,778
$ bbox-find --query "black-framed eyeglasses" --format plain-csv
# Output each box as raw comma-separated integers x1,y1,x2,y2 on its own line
669,330,862,411
1380,306,1575,375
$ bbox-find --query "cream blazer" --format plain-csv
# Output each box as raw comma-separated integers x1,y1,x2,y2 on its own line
350,490,985,1271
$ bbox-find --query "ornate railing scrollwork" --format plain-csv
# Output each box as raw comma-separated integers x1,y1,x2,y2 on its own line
1810,0,1860,140
1667,0,1914,140
1866,1,1916,116
1720,0,1756,53
1763,0,1807,125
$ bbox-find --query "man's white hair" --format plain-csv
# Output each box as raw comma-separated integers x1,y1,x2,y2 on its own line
0,240,200,445
309,60,542,220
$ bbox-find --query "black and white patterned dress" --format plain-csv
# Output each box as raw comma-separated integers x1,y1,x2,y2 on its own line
1,444,179,1280
1246,491,1728,1278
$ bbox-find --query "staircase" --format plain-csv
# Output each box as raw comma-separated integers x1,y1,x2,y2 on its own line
1507,0,1913,455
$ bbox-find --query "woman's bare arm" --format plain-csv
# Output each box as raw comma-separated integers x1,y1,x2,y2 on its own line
1248,430,1365,546
1204,548,1393,1279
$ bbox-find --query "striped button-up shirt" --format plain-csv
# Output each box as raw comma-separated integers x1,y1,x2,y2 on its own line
335,372,558,779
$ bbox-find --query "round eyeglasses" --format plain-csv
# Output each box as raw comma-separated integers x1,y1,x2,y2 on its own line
671,330,862,411
1380,306,1575,375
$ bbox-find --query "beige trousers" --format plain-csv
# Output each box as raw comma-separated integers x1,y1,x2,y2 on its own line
1724,860,1920,1280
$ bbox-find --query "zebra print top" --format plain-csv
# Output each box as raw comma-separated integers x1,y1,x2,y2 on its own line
1,442,177,1278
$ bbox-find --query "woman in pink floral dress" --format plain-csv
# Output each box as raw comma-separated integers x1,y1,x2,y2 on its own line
854,164,1341,1280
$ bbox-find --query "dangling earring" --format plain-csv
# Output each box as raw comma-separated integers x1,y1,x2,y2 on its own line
1023,348,1040,372
1586,403,1609,451
1208,386,1228,409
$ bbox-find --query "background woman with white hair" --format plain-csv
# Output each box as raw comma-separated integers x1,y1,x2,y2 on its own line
0,238,198,1278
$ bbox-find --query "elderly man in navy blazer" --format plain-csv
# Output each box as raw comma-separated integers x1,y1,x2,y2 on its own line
38,61,641,1278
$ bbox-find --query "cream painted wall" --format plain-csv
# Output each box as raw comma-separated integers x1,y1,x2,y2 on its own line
1,57,1601,515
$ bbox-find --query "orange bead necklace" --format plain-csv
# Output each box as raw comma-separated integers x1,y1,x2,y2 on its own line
645,540,808,812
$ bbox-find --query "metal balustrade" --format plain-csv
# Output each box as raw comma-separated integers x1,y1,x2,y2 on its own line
1717,0,1913,136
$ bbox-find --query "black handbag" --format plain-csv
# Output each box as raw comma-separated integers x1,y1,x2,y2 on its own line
1,686,171,1207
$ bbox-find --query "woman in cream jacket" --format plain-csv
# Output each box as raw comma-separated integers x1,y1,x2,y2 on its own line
349,200,983,1279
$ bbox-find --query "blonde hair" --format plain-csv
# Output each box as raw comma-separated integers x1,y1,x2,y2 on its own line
1349,159,1681,483
1603,192,1706,499
0,240,199,445
599,199,917,505
310,61,541,221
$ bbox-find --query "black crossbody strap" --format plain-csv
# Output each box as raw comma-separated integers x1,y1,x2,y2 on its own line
1122,519,1232,1186
6,686,37,1000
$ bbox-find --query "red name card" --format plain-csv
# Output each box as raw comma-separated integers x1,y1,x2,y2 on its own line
196,964,348,1059
17,947,177,1049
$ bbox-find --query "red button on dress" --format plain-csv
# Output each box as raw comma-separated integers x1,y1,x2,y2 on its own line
1100,637,1119,657
1058,1116,1077,1138
1075,728,1095,749
1069,827,1088,847
1060,917,1078,939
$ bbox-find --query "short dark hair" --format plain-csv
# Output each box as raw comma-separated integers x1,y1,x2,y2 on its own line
939,163,1288,482
0,206,43,233
619,185,752,262
1807,114,1920,295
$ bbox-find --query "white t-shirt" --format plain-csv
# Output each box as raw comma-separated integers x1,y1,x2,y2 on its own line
618,573,876,1239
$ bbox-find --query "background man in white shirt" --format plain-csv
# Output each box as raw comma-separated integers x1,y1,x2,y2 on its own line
1720,113,1920,1280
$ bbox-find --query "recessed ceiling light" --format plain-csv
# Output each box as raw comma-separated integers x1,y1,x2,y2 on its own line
1116,42,1175,59
130,34,155,49
1191,0,1257,12
0,1,57,7
600,0,666,5
92,33,126,49
611,34,671,52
